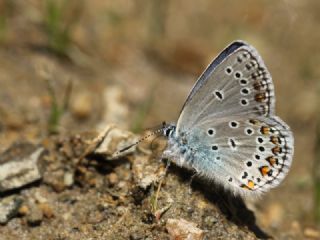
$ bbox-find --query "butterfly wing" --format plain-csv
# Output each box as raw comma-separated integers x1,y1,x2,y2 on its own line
176,41,276,133
183,116,293,196
172,40,294,196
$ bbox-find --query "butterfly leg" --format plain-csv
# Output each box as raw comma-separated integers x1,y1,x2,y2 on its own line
187,170,199,195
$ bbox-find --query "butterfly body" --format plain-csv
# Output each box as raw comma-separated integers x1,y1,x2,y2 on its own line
162,41,294,197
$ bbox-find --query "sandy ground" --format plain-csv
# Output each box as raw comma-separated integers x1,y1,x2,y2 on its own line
0,1,319,239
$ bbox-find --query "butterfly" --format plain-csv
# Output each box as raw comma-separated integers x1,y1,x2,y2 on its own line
161,40,294,197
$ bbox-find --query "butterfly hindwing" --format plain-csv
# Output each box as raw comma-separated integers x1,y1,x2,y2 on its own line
181,116,293,196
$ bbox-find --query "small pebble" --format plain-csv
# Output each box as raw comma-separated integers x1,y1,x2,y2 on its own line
291,220,302,233
64,171,75,187
130,228,145,240
27,204,43,226
5,112,24,130
264,203,284,228
88,177,97,187
39,203,54,219
139,174,157,190
203,215,217,228
51,181,66,192
0,195,23,224
0,143,44,192
304,228,320,239
18,205,30,216
166,218,204,240
70,92,93,120
100,86,129,129
107,172,118,186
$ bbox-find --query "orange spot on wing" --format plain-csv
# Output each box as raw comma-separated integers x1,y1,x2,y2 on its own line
270,136,279,144
255,93,266,102
260,166,270,176
241,180,255,190
266,156,277,166
260,126,270,135
247,180,255,189
272,146,282,155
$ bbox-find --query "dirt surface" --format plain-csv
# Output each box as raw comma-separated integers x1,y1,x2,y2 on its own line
0,132,261,239
0,1,319,239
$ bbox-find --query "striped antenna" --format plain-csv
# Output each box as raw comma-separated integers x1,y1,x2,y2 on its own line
113,122,167,156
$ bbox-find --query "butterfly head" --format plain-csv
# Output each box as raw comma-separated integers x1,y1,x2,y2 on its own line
161,122,176,138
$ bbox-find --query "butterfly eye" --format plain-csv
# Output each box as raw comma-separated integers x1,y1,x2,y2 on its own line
165,128,173,137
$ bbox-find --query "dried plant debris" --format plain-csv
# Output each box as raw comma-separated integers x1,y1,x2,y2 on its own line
0,142,44,192
87,124,138,159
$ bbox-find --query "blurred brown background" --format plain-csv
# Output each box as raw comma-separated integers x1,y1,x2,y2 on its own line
0,0,319,238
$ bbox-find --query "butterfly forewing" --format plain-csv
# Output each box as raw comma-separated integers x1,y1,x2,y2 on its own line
176,41,275,134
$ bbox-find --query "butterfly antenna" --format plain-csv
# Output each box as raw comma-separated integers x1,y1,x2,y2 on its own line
114,122,167,156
